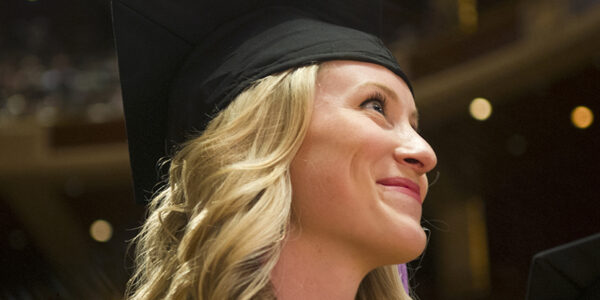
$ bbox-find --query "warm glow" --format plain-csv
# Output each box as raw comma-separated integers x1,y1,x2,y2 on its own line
571,106,593,129
458,0,478,33
6,94,26,115
469,97,492,121
90,219,113,242
466,197,491,292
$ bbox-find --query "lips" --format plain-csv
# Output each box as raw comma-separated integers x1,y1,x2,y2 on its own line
376,177,421,203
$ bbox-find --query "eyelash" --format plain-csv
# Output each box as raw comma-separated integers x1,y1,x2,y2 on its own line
360,92,387,116
360,92,420,131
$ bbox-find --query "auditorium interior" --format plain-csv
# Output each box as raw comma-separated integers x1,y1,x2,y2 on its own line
1,0,599,299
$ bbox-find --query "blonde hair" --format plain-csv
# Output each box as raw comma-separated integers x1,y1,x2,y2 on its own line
126,64,412,300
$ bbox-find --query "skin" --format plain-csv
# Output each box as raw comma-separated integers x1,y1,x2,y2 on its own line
271,61,437,300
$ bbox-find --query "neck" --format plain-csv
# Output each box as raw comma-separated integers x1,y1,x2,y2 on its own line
270,230,371,300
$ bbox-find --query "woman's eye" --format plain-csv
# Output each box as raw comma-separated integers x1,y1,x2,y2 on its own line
361,98,386,115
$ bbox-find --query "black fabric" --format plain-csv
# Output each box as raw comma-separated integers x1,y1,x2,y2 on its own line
112,0,411,203
112,2,192,197
526,233,600,300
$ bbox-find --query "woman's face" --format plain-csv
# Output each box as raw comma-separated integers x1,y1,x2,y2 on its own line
290,61,437,266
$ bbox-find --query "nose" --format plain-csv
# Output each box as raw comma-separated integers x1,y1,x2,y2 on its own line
394,131,437,175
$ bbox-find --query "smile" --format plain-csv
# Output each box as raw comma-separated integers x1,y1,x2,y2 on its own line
376,177,421,203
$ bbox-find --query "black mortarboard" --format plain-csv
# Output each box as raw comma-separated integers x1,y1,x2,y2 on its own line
526,233,600,300
112,0,411,203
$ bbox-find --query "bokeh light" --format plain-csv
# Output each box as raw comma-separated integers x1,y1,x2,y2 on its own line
469,97,492,121
6,94,27,116
571,106,594,129
458,0,478,33
86,102,111,123
90,219,113,243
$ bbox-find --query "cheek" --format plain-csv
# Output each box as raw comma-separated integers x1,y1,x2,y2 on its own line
289,119,391,220
292,118,387,189
289,134,355,209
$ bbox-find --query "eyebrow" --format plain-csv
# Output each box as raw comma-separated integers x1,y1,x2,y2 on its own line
359,82,420,130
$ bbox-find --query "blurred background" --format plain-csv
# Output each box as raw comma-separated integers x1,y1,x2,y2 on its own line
0,0,598,299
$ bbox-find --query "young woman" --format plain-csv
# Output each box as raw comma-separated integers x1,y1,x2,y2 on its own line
113,1,436,299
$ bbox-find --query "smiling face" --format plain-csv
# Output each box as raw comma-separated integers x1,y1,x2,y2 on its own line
289,61,437,267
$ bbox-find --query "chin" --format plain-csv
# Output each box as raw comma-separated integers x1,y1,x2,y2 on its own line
395,225,428,263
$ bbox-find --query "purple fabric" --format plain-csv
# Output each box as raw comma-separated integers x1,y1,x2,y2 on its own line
398,264,410,294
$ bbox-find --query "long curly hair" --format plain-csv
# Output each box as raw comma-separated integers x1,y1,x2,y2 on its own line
125,64,412,299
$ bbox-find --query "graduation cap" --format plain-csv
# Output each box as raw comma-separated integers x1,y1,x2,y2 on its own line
112,0,411,203
526,233,600,300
